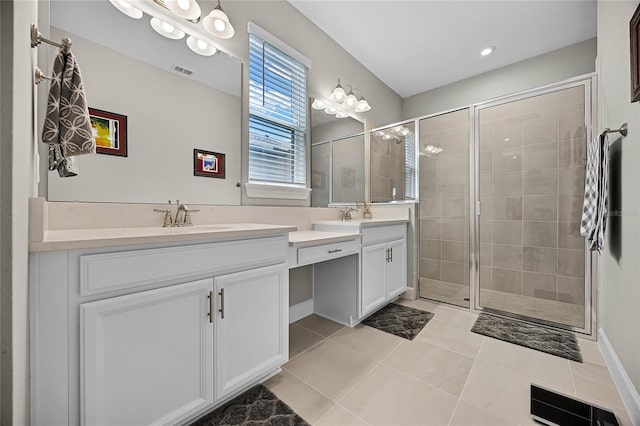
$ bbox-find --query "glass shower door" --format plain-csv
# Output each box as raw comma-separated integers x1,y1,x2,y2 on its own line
418,109,471,308
475,84,589,329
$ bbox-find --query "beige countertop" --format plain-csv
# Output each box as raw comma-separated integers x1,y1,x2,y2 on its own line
288,230,363,248
312,218,410,228
30,223,297,252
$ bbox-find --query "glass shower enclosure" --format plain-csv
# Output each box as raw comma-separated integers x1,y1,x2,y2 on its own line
418,77,593,333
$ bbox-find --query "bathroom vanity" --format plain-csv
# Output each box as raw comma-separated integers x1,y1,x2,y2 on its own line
29,224,295,426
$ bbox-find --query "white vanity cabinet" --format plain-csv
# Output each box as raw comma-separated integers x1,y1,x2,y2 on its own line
81,278,215,426
360,225,407,316
313,220,408,321
30,232,291,426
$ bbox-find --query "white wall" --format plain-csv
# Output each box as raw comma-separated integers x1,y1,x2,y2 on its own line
1,1,39,423
402,38,597,119
47,28,242,205
208,1,403,206
598,1,640,422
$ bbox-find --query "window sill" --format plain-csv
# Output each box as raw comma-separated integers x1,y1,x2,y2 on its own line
244,182,312,200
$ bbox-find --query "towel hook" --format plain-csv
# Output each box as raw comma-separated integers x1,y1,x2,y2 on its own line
30,23,72,53
34,67,54,85
602,123,628,137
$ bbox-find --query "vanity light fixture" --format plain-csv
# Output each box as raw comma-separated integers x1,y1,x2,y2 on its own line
311,99,325,109
336,111,349,118
203,0,235,39
109,0,143,19
331,79,347,103
344,90,358,108
354,95,371,112
150,17,186,39
165,0,201,20
481,45,496,56
186,36,217,56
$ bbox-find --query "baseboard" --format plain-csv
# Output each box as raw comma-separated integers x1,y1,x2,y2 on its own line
400,287,416,300
598,328,640,425
289,299,314,323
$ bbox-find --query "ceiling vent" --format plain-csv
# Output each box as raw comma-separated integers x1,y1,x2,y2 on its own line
170,64,193,76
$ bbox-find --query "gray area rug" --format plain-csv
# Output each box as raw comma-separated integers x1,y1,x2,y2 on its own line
471,313,583,363
189,385,309,426
362,303,434,340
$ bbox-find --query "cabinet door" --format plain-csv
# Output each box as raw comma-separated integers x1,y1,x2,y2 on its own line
214,264,288,400
361,243,388,317
386,239,407,300
81,279,214,426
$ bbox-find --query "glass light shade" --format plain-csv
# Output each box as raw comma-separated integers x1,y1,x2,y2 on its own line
344,92,358,108
382,134,391,140
165,0,201,20
331,84,346,103
355,98,371,112
186,36,217,56
324,106,337,115
375,131,384,136
203,6,235,39
401,129,410,136
150,17,185,39
311,99,326,109
108,0,143,19
336,111,349,118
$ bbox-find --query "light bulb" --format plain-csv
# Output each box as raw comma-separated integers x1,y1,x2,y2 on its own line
401,129,410,136
345,92,358,108
324,106,337,115
336,111,348,118
383,134,391,140
331,81,346,103
394,126,402,132
162,22,175,32
375,131,384,136
177,0,190,10
150,17,185,39
214,19,226,31
311,99,325,109
186,36,217,56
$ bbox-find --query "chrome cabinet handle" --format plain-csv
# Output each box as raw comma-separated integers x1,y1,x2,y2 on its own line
390,247,393,262
218,288,225,319
385,248,389,263
328,249,342,254
207,291,213,323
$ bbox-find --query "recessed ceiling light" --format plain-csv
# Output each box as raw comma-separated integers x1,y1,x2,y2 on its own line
481,46,496,56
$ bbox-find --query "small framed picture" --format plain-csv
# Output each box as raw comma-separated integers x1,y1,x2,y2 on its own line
89,108,127,157
194,149,225,179
631,4,640,102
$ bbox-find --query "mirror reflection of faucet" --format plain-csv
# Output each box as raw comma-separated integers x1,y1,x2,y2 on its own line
154,200,200,227
340,207,358,221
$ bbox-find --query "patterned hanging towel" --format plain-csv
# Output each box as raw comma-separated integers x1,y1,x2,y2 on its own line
580,133,609,252
42,39,95,177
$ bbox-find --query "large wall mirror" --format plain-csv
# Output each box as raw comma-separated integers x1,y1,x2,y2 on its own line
310,101,365,207
43,0,242,205
370,121,417,203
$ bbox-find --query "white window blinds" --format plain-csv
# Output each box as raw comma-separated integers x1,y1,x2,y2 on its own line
248,31,307,186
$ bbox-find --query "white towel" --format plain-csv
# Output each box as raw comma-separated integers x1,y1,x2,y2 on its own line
42,40,94,177
580,133,608,252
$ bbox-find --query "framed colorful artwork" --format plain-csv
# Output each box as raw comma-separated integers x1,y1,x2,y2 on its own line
89,108,128,157
631,4,640,102
193,149,225,179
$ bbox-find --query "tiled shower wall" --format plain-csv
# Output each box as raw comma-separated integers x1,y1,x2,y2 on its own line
478,86,586,307
370,134,406,202
419,109,471,307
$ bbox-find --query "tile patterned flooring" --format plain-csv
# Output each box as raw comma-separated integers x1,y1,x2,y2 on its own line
265,299,632,425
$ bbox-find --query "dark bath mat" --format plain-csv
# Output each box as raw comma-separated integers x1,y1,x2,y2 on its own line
471,313,583,363
189,385,309,426
362,303,434,340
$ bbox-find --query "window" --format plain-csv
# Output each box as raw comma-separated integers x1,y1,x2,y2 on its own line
248,30,308,187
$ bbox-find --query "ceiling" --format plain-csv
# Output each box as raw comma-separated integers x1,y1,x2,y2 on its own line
289,1,597,98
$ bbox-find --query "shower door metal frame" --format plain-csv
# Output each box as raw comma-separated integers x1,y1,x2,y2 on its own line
416,73,598,337
471,76,595,336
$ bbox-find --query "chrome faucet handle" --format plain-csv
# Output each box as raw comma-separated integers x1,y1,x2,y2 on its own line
153,208,174,227
183,209,199,226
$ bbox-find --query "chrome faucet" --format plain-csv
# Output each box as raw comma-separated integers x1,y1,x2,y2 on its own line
341,207,358,221
154,200,199,227
175,201,199,227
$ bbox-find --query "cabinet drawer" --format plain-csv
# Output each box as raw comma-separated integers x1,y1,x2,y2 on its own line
79,236,287,296
362,224,406,246
297,240,360,266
